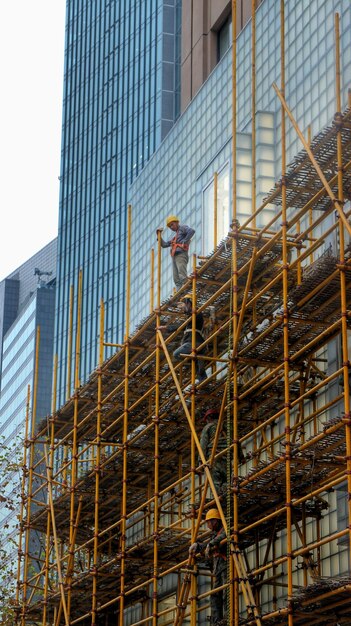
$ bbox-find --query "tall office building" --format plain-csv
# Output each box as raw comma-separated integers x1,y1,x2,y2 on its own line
0,240,56,576
55,1,182,403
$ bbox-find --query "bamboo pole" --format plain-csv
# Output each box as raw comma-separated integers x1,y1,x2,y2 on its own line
54,498,83,626
173,385,229,626
152,225,161,626
335,12,351,558
21,327,40,625
119,204,132,626
67,284,74,400
214,171,218,248
42,354,58,626
190,254,197,626
272,83,351,239
231,1,239,621
91,299,105,625
150,247,155,313
68,269,82,620
44,446,69,625
279,3,293,624
158,331,261,624
251,0,256,229
75,270,83,390
16,385,30,623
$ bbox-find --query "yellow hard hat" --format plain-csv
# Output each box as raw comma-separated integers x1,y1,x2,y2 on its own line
205,509,221,522
166,215,179,227
181,293,192,301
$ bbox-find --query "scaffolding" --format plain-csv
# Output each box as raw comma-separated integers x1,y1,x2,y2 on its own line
15,4,351,626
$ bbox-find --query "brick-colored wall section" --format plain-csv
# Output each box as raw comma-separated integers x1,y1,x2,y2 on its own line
181,0,263,112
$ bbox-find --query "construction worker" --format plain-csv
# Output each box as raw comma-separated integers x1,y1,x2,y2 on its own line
173,294,207,384
199,408,227,496
156,216,194,291
189,509,227,625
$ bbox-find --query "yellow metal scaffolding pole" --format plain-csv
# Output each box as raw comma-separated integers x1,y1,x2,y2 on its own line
334,12,351,558
119,204,132,626
44,445,69,626
190,253,197,626
42,354,58,626
68,269,82,620
21,326,40,625
152,226,161,626
231,0,239,622
279,2,293,624
91,299,105,625
157,331,261,624
272,83,351,239
251,0,257,229
150,247,155,314
214,171,218,248
67,284,74,400
173,383,230,626
15,385,30,623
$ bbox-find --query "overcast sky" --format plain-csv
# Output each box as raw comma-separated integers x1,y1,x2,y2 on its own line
0,1,66,281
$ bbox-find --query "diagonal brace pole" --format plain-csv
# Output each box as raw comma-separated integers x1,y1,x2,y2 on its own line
232,246,257,357
158,332,262,625
157,329,227,529
272,82,351,239
44,445,69,626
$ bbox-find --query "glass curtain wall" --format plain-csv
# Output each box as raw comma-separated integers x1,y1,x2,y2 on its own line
55,0,181,404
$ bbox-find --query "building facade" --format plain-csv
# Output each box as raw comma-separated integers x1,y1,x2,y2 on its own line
180,0,263,110
0,240,56,591
128,0,351,327
55,0,182,404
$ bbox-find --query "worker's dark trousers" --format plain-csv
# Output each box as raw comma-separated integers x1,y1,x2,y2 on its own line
211,557,227,624
173,340,206,380
212,459,227,496
172,251,188,290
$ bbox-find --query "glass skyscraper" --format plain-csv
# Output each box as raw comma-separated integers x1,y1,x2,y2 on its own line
0,240,56,587
55,1,181,403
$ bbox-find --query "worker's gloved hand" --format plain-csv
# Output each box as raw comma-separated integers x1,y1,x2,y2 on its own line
189,542,198,555
204,544,212,559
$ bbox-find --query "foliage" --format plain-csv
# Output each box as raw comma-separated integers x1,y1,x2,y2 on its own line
0,434,23,624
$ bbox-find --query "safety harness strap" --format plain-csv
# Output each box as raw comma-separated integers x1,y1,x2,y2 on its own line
171,234,189,257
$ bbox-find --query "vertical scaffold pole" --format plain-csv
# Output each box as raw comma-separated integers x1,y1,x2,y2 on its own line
335,12,351,556
251,0,257,229
67,284,74,400
190,253,197,626
42,354,58,626
91,300,105,625
153,227,161,626
44,445,69,625
150,247,155,314
279,3,293,624
16,385,30,624
231,0,239,623
21,326,40,625
307,128,314,267
214,172,218,248
119,205,132,626
68,269,83,620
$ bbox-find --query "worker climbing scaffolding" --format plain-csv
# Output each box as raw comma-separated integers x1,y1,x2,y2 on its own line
189,509,227,626
173,293,208,384
199,408,227,496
